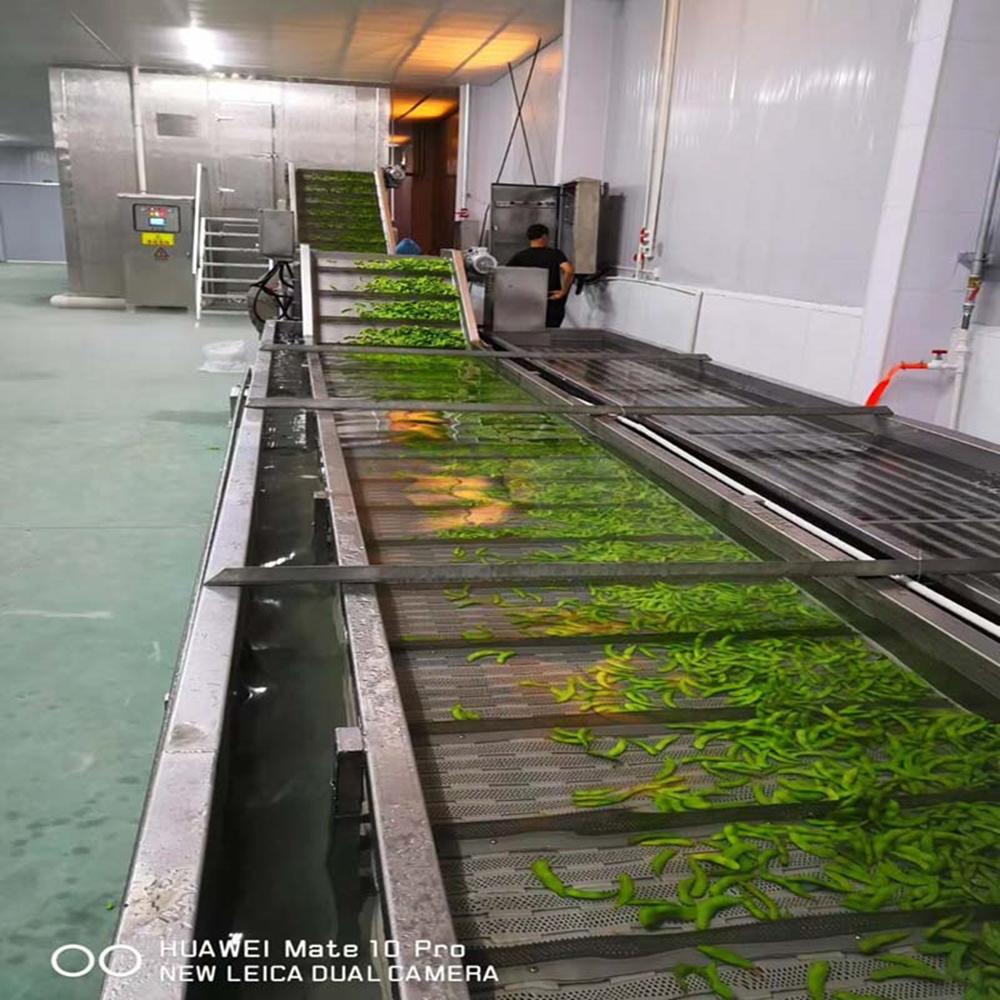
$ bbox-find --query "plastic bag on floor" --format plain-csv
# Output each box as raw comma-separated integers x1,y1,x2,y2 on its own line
199,339,255,374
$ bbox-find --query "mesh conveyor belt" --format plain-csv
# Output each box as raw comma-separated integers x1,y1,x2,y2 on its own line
441,839,850,947
485,956,959,1000
505,345,1000,609
311,342,1000,1000
395,647,735,724
373,538,725,563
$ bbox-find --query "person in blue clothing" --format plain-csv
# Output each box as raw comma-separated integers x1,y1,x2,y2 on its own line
395,237,421,255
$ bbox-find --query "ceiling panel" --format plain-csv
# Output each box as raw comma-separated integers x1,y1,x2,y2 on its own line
0,0,563,146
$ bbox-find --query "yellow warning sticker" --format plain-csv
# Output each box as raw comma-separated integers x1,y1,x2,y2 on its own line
141,232,175,247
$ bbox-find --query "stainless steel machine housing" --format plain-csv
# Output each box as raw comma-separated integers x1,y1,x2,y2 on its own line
117,193,195,308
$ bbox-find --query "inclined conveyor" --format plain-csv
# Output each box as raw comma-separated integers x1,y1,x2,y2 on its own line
102,248,1000,1000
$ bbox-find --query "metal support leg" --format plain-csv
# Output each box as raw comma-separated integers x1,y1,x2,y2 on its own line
328,726,365,947
312,490,331,564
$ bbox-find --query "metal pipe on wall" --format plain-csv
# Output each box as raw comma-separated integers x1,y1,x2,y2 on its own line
644,0,680,260
456,83,472,218
950,130,1000,429
129,66,147,194
964,130,1000,330
635,0,680,273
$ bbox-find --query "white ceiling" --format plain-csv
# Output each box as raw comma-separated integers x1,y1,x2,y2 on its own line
0,0,563,146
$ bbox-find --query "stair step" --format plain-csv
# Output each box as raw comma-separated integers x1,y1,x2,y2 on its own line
202,262,267,270
203,246,261,253
202,216,257,223
201,277,253,284
200,307,247,315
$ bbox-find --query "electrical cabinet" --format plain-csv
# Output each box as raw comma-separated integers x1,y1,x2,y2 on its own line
118,194,195,308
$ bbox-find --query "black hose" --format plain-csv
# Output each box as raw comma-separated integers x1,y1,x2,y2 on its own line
249,261,298,326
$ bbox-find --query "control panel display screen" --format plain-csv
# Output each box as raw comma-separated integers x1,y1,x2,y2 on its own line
133,204,181,234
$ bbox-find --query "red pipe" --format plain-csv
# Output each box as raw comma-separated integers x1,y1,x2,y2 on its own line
865,362,929,407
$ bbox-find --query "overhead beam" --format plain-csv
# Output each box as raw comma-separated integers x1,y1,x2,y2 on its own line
244,396,893,418
206,555,1000,588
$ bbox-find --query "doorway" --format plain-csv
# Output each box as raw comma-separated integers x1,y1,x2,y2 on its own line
389,89,459,255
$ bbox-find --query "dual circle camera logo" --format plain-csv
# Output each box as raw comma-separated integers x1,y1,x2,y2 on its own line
51,944,143,979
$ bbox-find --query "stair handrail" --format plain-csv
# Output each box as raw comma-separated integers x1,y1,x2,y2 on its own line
192,161,205,276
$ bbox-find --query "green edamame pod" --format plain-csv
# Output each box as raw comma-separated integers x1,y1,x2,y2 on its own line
695,895,742,930
615,873,636,907
651,848,677,877
673,964,699,990
699,963,736,1000
858,931,911,955
807,960,830,1000
689,860,709,899
530,859,567,896
638,903,694,929
697,945,755,970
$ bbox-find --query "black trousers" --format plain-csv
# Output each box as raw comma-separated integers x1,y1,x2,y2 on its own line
545,297,566,328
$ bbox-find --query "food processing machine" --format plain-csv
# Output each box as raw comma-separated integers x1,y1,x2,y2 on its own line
291,166,396,254
102,244,1000,1000
489,179,603,275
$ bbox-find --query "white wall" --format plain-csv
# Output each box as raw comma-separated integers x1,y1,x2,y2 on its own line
866,0,1000,428
567,279,864,399
563,0,913,403
656,0,914,307
465,38,564,229
601,0,662,267
464,0,1000,441
950,323,1000,440
556,0,616,184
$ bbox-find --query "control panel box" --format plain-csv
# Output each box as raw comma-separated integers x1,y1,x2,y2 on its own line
132,203,182,234
259,209,296,260
118,194,195,308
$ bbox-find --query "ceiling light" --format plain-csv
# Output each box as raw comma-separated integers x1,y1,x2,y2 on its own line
184,25,219,70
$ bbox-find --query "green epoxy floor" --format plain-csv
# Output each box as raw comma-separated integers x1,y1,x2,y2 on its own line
0,264,252,999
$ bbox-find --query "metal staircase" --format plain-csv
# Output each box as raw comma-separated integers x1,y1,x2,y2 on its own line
195,216,268,319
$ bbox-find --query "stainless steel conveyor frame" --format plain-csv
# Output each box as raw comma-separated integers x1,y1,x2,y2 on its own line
489,327,1000,632
101,249,1000,999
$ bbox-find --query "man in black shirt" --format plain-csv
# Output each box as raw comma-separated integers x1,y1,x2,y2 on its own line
507,223,575,328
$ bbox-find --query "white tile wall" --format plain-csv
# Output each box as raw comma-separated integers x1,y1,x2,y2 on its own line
948,0,1000,41
565,277,700,352
898,208,979,290
555,0,616,183
695,292,863,400
933,40,1000,129
909,0,956,41
876,0,1000,434
601,0,661,266
654,0,915,307
955,324,1000,440
916,126,1000,213
852,1,955,402
567,276,863,401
